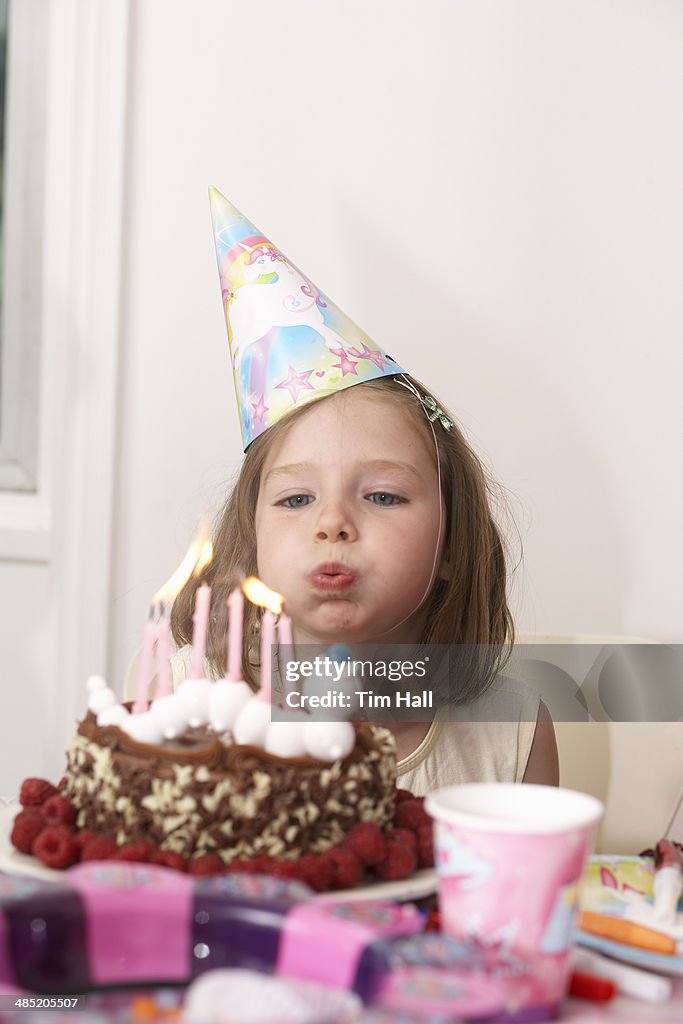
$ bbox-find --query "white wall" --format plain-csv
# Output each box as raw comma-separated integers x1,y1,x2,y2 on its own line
1,1,682,836
112,0,683,689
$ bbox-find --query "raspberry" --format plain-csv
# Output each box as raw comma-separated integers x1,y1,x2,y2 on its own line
374,841,417,882
188,854,224,876
249,855,278,874
73,830,98,855
113,840,156,862
19,778,59,809
269,860,300,881
80,836,118,861
323,848,363,889
297,854,333,893
425,909,441,932
394,798,430,831
417,823,434,868
385,827,418,853
32,826,79,869
226,858,260,875
41,795,76,828
151,850,188,872
342,823,388,866
11,809,46,854
395,788,415,804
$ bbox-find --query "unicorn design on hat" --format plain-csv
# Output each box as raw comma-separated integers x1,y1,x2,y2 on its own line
209,188,403,448
224,240,346,354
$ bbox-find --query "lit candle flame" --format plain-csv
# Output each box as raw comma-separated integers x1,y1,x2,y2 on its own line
154,520,213,605
154,541,200,605
243,576,284,615
194,538,214,576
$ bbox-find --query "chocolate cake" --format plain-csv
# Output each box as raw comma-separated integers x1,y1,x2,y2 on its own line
62,712,396,862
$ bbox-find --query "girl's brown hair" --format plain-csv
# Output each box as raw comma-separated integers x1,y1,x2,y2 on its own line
171,375,514,697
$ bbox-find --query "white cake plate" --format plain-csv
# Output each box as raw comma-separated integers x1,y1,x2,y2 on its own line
0,803,438,900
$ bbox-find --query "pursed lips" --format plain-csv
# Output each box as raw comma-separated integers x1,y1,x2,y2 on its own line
309,562,356,592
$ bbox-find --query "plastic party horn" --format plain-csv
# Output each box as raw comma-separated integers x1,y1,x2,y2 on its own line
426,783,603,1020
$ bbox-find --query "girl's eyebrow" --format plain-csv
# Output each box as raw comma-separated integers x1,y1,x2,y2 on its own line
265,462,316,482
359,459,423,479
265,459,422,483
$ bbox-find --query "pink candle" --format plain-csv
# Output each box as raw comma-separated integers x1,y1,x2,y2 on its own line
277,611,294,697
155,617,173,698
258,610,276,703
133,619,157,714
190,582,211,679
227,587,244,681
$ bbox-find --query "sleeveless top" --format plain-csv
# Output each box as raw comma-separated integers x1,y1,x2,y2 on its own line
397,718,537,793
398,675,540,792
163,646,539,791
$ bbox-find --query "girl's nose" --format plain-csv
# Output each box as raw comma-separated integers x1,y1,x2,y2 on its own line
314,501,358,543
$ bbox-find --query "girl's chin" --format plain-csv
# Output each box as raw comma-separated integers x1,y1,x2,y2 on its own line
297,617,401,648
296,610,370,645
294,599,425,646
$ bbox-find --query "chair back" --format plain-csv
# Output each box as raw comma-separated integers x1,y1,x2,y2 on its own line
518,633,682,853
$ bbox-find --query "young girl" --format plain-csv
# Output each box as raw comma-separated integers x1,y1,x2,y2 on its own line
169,191,558,791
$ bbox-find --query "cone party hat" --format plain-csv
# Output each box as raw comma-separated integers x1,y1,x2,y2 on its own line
209,188,404,448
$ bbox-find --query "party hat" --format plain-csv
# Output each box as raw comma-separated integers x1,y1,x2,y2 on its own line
209,188,404,448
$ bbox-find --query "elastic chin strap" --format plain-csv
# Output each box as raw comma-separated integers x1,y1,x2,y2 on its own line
370,375,445,642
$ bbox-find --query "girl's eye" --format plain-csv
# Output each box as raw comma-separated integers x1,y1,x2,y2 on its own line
279,494,314,509
367,492,403,506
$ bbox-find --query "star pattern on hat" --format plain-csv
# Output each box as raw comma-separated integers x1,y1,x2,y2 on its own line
275,365,315,402
330,346,359,378
209,189,406,448
251,394,269,424
348,343,389,370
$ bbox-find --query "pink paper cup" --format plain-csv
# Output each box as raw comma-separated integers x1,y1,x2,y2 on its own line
426,783,603,1017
